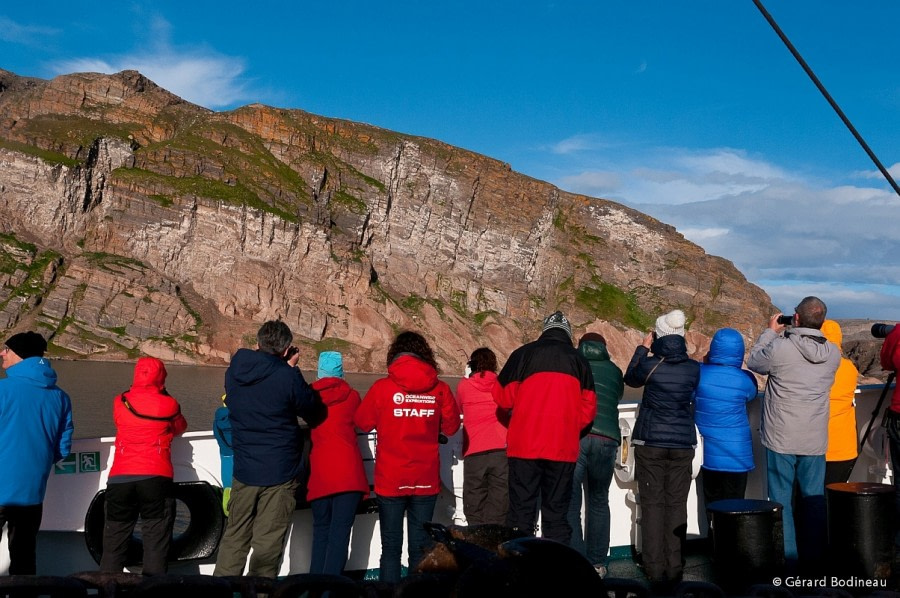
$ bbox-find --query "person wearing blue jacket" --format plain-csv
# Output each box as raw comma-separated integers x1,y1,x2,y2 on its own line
695,328,758,507
0,331,74,574
213,321,318,578
213,394,233,514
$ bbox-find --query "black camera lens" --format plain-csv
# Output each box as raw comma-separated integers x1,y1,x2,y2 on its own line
871,324,896,338
776,315,793,326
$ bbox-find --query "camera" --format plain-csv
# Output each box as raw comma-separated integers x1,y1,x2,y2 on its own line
776,314,794,326
871,323,896,339
283,346,299,361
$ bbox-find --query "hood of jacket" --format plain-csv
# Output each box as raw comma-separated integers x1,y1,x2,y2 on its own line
785,327,833,364
465,370,498,392
707,328,745,368
538,327,574,346
820,320,843,351
312,376,352,406
387,353,438,393
227,348,284,387
5,356,58,389
650,334,690,361
578,339,611,364
130,357,167,391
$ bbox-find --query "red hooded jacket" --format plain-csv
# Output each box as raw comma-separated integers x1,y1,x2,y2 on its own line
109,357,187,478
880,324,900,413
354,354,461,497
307,377,369,501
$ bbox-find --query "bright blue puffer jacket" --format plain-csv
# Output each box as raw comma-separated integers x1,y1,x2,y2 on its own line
695,328,759,472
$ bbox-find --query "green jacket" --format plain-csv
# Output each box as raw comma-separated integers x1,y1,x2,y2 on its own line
578,339,624,443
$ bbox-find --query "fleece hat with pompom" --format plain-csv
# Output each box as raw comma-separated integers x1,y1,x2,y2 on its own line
655,309,686,338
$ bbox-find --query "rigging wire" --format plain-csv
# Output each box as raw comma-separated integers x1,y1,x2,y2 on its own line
751,0,900,199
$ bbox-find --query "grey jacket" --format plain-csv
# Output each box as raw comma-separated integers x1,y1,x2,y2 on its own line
747,327,840,455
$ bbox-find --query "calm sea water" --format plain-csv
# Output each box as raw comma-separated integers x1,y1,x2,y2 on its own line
0,360,461,439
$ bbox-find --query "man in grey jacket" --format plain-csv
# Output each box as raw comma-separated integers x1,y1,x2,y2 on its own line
747,296,839,570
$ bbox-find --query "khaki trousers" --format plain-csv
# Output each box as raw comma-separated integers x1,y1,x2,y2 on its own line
213,477,298,578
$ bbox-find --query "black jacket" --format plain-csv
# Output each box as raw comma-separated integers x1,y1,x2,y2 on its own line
624,334,699,448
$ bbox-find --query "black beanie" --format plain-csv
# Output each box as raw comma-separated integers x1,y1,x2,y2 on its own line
5,331,48,359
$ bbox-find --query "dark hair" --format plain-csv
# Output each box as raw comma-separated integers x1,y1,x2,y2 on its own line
795,296,827,330
257,320,293,356
387,331,437,370
468,347,497,375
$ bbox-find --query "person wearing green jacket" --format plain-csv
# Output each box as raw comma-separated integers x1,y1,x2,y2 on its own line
567,332,624,578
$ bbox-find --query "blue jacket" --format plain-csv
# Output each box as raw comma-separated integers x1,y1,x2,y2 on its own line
225,348,316,487
213,405,233,486
695,328,759,472
0,357,74,505
625,334,699,449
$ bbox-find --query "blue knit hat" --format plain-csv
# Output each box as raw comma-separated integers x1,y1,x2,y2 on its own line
317,351,344,379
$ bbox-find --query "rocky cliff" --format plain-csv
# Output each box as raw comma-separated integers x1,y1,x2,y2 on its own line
0,68,777,373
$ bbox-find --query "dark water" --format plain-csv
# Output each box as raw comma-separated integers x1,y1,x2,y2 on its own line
0,360,461,439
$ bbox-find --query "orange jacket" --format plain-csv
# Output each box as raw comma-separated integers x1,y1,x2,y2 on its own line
821,321,858,462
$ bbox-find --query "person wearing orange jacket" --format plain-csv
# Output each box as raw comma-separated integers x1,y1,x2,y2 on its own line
307,351,369,576
100,357,188,575
821,320,859,485
354,331,461,584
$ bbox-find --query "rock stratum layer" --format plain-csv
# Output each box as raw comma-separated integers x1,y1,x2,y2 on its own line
0,68,778,372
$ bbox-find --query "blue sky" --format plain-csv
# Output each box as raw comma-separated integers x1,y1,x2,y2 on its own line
3,1,900,321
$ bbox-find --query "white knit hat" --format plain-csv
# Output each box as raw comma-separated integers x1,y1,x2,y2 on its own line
655,309,686,337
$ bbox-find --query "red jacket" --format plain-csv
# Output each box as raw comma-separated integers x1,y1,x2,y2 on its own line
455,371,506,457
109,357,187,478
494,329,596,462
307,377,369,501
880,325,900,413
354,355,461,497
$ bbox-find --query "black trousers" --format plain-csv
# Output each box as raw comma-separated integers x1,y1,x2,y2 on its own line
100,476,175,576
635,445,694,583
507,457,575,543
701,467,748,507
0,504,43,575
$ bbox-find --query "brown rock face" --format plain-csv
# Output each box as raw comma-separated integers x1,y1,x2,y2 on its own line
0,69,777,372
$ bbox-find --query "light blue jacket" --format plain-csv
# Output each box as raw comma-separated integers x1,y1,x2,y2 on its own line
0,357,74,505
695,328,758,472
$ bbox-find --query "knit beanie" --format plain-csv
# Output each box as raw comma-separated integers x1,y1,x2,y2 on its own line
5,331,47,359
655,309,686,338
542,311,572,340
317,351,344,379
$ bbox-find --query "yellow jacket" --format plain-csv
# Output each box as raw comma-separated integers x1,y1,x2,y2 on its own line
821,320,859,461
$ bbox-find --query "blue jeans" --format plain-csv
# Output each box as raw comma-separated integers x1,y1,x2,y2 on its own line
567,435,617,566
376,494,437,584
310,492,362,575
766,449,825,563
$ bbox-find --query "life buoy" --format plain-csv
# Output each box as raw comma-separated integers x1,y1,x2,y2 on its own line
84,481,225,565
615,417,636,483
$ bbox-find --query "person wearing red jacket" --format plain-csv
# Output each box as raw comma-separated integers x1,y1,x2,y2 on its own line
878,323,900,546
494,311,596,543
100,357,188,575
307,351,369,576
456,347,508,526
354,331,461,584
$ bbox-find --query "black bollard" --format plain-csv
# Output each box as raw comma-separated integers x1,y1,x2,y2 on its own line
707,499,785,589
826,482,893,579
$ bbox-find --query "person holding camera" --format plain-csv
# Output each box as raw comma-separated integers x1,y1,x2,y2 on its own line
624,309,700,589
214,320,318,578
878,323,900,545
747,297,839,571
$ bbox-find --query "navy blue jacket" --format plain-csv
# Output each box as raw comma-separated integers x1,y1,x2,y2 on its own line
624,334,700,448
225,348,316,486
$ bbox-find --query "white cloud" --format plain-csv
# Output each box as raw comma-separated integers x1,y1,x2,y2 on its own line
0,16,58,45
49,16,250,109
635,60,648,74
550,134,612,155
547,140,900,318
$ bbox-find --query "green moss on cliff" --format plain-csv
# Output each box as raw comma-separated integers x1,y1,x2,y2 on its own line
575,277,653,330
0,139,79,167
